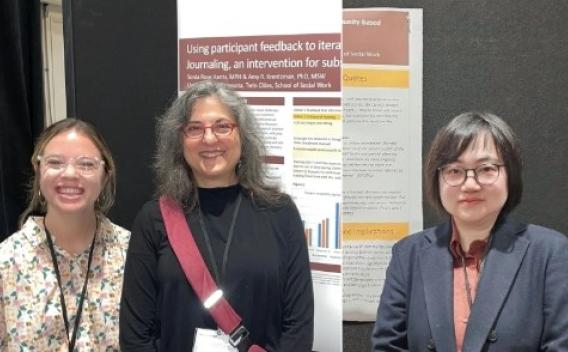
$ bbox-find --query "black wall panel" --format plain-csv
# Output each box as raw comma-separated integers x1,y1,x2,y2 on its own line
64,0,177,227
344,1,568,351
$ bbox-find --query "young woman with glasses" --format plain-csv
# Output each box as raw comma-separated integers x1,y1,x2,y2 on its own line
0,118,130,351
372,112,568,351
119,80,314,351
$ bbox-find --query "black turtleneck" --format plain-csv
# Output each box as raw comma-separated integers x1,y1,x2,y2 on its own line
197,184,241,283
120,185,314,352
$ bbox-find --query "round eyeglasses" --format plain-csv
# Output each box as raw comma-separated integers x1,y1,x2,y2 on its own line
438,163,504,187
38,155,105,176
182,121,237,139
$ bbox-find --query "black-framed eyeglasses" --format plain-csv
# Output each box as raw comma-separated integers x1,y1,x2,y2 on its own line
438,163,504,187
182,121,237,139
38,155,105,176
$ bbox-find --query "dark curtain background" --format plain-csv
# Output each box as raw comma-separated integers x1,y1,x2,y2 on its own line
0,0,44,239
65,0,177,228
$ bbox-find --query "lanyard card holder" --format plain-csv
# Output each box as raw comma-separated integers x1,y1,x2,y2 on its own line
193,328,237,352
159,197,265,352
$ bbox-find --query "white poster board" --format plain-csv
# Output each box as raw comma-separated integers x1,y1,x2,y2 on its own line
342,8,423,321
178,1,343,350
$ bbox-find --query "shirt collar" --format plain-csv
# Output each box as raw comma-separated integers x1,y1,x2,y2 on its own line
22,215,115,249
449,218,489,260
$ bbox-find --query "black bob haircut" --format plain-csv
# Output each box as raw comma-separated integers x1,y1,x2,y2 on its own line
425,111,523,216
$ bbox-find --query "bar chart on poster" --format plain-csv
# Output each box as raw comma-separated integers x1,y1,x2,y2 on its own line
304,202,341,250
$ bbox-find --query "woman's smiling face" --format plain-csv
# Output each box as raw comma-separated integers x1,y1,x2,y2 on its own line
39,129,105,217
182,95,241,188
439,132,509,230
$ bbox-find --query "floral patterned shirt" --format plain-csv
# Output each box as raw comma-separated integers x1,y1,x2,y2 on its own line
0,216,130,351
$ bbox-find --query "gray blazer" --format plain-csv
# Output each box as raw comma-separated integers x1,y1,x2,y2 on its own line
371,218,568,352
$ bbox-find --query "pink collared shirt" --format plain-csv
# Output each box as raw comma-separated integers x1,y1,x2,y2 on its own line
449,222,489,352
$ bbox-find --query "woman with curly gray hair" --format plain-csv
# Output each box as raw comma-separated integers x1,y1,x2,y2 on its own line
120,80,314,352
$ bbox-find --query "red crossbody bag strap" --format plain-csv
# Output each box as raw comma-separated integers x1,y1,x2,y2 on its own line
159,197,267,352
159,196,241,332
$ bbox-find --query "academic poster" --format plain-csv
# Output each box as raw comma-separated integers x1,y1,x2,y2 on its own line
342,8,423,321
178,1,343,350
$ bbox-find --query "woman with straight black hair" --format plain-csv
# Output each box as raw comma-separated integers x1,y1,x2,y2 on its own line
372,111,568,351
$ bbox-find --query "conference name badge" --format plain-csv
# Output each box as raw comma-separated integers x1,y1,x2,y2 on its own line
193,328,238,352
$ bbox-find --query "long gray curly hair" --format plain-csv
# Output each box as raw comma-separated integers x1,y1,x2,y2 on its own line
154,79,287,209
